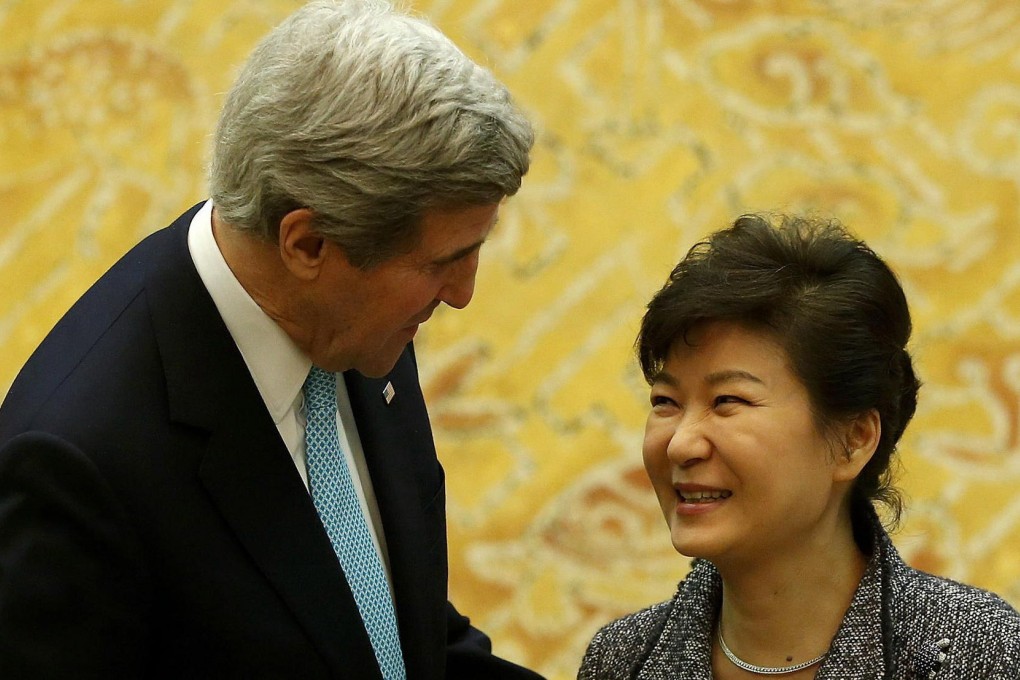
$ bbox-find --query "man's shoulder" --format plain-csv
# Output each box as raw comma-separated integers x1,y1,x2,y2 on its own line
15,204,199,360
0,205,204,436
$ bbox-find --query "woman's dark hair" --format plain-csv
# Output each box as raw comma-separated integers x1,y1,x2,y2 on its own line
638,214,920,526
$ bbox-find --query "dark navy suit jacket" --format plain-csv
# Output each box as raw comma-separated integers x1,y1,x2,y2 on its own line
0,204,543,679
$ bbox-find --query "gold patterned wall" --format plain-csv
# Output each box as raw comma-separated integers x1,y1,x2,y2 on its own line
3,1,1020,678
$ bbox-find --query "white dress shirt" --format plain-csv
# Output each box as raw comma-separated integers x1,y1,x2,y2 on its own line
186,200,392,579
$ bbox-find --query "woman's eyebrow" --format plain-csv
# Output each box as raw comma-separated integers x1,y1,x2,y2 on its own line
704,369,764,386
650,370,679,388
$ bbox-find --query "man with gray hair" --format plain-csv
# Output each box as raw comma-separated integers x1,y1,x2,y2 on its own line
0,2,541,678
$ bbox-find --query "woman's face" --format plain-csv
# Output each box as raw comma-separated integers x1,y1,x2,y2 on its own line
642,320,857,567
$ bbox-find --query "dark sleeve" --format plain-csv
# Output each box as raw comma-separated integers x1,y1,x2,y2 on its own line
0,431,150,679
444,600,546,679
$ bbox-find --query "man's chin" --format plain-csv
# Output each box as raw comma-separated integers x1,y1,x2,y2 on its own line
352,346,408,378
353,365,394,379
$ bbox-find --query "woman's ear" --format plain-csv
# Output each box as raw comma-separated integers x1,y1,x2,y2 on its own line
833,409,881,482
278,208,326,280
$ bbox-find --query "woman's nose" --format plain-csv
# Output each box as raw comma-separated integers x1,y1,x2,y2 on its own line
666,414,712,466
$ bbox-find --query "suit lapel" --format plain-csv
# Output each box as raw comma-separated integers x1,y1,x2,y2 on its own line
143,213,382,679
197,410,382,680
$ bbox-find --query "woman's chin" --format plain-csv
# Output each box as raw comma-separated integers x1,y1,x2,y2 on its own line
669,530,720,561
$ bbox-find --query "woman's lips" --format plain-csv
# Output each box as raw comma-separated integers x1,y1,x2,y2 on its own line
672,484,732,513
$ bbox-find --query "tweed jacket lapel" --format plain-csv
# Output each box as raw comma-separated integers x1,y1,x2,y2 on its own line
637,560,716,680
145,212,383,679
813,550,886,679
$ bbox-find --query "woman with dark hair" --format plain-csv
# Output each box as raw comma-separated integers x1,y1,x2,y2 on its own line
578,215,1020,679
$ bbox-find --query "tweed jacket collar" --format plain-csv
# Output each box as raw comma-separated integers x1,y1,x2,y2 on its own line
637,512,901,679
581,506,1019,679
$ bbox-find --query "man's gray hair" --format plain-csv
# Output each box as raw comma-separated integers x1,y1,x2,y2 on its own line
209,0,534,268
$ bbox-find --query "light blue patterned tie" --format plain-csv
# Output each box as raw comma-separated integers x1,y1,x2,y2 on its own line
303,366,406,679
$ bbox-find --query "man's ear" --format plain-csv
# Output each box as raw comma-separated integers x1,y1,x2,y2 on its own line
278,208,327,280
833,409,881,482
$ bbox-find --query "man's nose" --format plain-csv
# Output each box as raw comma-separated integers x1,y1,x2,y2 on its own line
438,252,479,310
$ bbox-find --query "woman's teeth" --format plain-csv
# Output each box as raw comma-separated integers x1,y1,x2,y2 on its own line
679,490,732,503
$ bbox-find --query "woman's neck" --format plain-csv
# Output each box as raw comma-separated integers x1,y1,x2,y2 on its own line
712,515,868,675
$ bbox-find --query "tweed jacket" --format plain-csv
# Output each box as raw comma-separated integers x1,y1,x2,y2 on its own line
578,512,1020,679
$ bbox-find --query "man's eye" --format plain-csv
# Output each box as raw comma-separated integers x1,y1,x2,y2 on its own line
650,395,675,408
426,260,453,274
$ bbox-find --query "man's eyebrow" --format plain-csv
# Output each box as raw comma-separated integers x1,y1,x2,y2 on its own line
431,239,486,266
430,215,500,266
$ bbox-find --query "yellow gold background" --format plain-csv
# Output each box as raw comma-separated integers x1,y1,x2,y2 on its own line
3,1,1020,678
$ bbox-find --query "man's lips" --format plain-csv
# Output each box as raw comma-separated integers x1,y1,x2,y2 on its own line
403,316,430,333
407,305,439,328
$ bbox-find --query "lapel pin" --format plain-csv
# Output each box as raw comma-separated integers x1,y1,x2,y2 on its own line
382,381,395,404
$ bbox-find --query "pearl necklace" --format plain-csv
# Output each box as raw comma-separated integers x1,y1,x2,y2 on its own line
717,628,827,675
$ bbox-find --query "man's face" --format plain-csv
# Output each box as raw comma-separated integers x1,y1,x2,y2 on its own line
304,202,500,376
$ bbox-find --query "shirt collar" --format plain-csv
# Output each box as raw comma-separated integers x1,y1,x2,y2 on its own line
187,200,311,423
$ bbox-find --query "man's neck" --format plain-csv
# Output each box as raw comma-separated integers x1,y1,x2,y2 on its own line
211,207,306,348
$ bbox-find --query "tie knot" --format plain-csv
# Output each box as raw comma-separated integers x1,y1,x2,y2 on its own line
303,366,338,413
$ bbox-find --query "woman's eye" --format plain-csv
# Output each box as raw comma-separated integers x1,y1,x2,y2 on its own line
714,395,747,407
